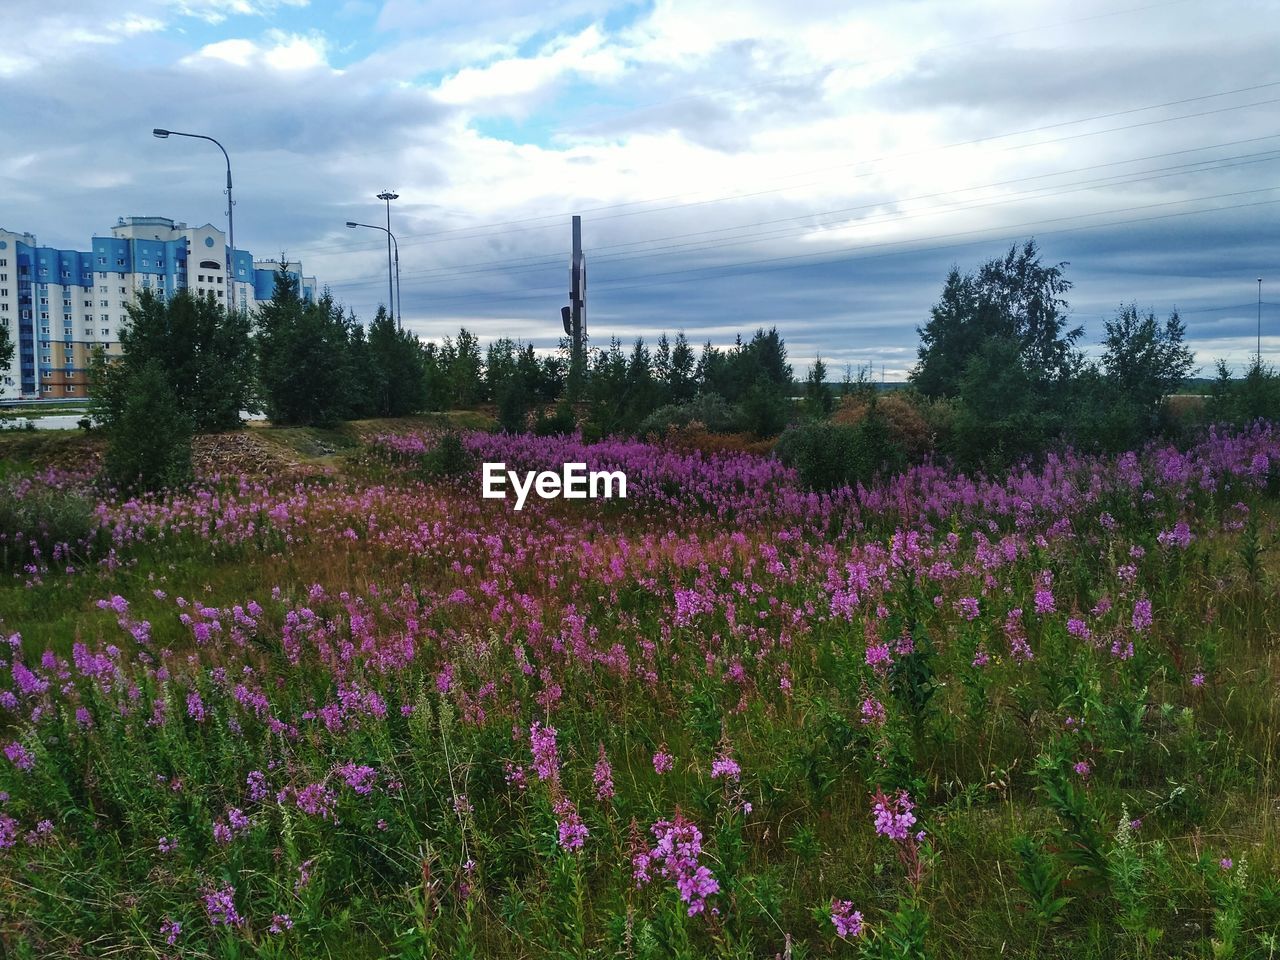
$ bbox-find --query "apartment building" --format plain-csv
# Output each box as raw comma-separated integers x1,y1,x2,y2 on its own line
0,217,317,401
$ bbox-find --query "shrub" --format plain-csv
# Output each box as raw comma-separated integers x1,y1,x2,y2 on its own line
533,404,577,437
638,393,743,438
774,416,904,490
664,426,776,456
0,484,100,572
833,392,933,459
102,360,194,492
421,431,474,479
739,379,791,438
496,378,532,434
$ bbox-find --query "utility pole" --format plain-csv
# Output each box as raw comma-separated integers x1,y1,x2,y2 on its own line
1259,277,1264,366
572,215,584,365
564,215,586,397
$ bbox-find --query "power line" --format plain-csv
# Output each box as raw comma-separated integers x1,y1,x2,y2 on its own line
367,188,1280,311
331,136,1280,283
328,146,1280,291
292,79,1280,259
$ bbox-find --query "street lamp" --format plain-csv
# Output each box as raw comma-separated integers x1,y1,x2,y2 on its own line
153,128,238,309
346,221,400,328
376,191,399,328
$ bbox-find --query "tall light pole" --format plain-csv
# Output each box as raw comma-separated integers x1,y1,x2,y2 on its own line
153,128,236,308
377,191,399,327
346,222,400,328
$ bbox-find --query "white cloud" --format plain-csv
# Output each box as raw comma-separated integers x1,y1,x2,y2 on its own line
173,0,310,25
433,25,624,108
184,32,332,72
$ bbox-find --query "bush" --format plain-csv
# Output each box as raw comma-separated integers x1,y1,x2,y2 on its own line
103,360,194,492
833,391,934,459
496,378,531,434
664,426,776,456
774,416,904,491
533,403,577,437
638,393,742,438
739,379,791,438
421,431,474,479
1210,359,1280,426
0,484,100,572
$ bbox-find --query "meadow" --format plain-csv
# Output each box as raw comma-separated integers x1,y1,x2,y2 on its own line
2,421,1280,958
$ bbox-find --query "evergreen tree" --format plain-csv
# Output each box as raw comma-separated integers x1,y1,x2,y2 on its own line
256,268,354,426
367,306,427,417
669,331,697,403
622,337,660,432
803,355,834,419
653,333,673,405
109,288,254,431
444,328,484,408
98,358,193,491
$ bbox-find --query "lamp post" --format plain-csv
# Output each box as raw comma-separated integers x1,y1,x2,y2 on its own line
153,128,237,308
376,191,399,328
346,221,400,328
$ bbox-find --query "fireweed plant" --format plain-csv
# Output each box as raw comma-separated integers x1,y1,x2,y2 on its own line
1,424,1280,957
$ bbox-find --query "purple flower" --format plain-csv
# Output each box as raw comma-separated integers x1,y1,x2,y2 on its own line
336,762,378,795
555,797,588,852
269,913,293,934
160,918,180,946
831,899,865,939
635,815,719,916
529,721,560,781
859,696,886,726
871,789,917,842
594,744,615,801
652,747,674,775
1191,671,1206,688
1132,598,1153,633
710,753,741,783
203,884,242,927
864,642,893,677
1220,857,1233,870
1074,760,1092,779
4,741,34,772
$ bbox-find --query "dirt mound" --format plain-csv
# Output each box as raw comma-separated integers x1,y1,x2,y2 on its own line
192,432,319,479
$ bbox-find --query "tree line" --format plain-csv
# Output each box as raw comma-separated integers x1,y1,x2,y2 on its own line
89,248,1280,491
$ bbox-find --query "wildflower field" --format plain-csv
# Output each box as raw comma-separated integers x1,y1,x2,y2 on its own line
3,423,1280,959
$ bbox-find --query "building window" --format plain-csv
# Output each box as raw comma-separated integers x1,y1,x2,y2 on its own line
67,386,76,393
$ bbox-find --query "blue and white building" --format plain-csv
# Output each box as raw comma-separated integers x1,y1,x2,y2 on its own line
0,216,317,401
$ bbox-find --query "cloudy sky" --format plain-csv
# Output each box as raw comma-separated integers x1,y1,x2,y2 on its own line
2,0,1278,377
